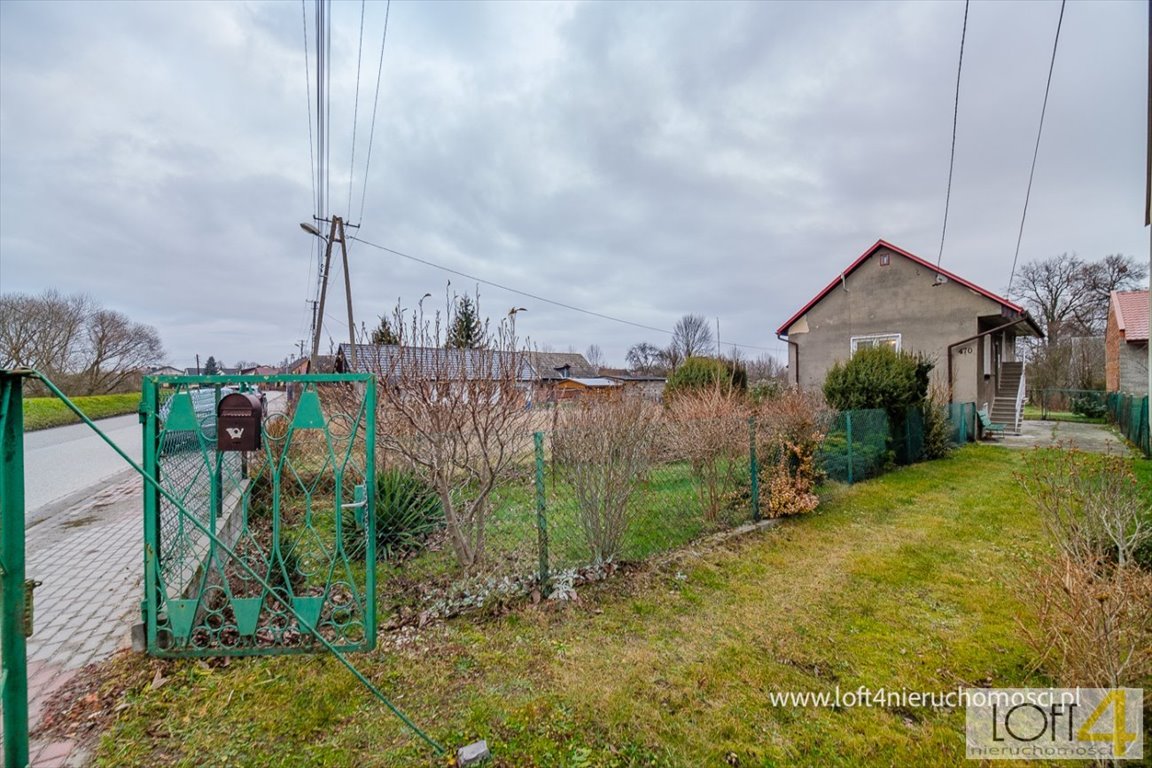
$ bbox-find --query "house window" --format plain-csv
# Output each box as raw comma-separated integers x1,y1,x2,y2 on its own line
879,253,890,266
850,333,901,354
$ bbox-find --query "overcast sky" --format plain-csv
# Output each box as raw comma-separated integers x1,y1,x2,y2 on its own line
1,0,1147,369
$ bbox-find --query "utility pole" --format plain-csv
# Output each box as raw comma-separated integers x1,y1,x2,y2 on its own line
308,215,356,372
338,217,357,370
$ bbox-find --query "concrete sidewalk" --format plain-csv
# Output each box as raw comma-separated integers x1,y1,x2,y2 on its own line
17,476,142,768
999,419,1137,455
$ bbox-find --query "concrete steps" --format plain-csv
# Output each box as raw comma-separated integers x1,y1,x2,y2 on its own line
990,362,1024,434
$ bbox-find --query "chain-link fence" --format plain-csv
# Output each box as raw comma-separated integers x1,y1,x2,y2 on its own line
374,399,977,608
1031,388,1108,421
949,402,977,444
1105,392,1150,458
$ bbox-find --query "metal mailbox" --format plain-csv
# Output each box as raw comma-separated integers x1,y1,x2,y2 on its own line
216,392,263,452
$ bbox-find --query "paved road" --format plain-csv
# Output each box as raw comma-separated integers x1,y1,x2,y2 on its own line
23,414,140,523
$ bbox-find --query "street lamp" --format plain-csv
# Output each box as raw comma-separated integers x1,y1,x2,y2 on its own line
299,222,323,238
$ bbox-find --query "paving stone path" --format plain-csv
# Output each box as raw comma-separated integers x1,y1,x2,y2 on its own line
14,475,141,767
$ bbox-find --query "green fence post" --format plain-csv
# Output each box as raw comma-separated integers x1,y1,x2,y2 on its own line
1,370,30,768
845,411,854,485
749,416,760,522
534,432,550,595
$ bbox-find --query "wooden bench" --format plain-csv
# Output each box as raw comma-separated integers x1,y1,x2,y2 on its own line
977,405,1005,439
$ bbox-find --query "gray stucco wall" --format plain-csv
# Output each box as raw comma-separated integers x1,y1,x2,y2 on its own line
783,246,1013,402
1120,342,1149,395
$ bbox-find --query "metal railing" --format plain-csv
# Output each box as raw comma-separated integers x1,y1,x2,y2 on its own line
1014,367,1026,434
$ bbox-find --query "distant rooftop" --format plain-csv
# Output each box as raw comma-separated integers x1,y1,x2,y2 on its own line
1113,289,1150,343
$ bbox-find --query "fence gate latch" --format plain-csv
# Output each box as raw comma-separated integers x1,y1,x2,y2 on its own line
23,579,42,637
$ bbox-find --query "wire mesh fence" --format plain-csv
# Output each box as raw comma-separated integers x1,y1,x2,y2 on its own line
1105,392,1150,458
949,402,977,444
374,399,978,609
1034,388,1109,421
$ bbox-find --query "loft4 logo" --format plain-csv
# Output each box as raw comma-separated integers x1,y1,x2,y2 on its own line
225,427,245,440
1075,690,1140,757
966,687,1144,760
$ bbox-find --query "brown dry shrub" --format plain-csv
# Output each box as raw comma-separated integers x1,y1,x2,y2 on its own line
553,394,659,563
1017,448,1152,689
757,389,828,517
661,385,749,521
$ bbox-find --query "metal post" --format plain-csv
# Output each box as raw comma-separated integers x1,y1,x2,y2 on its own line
749,416,760,522
310,217,340,369
141,378,160,648
337,217,356,370
364,377,377,648
846,411,854,485
533,432,549,595
1,370,30,768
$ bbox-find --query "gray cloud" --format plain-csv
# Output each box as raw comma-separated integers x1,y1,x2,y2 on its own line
1,0,1146,369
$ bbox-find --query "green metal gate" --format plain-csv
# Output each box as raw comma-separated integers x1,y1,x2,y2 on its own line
141,374,377,657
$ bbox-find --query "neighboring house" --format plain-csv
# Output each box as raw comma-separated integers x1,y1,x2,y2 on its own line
524,352,620,403
1105,289,1149,396
340,344,627,403
549,376,622,400
602,372,666,401
146,365,182,376
340,343,533,395
775,239,1043,432
286,356,336,375
182,366,241,376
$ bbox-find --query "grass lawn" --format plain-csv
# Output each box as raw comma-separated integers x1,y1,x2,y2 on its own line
85,445,1144,767
1021,404,1105,424
23,393,140,431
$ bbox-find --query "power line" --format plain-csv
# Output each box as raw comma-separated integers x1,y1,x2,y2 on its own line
346,0,366,218
348,235,787,355
300,0,316,225
937,0,969,267
1007,0,1066,295
357,0,392,226
300,0,320,344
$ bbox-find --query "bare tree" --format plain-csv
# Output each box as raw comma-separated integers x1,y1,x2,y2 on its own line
1077,253,1148,333
0,290,161,394
553,395,658,563
79,309,163,394
670,314,713,360
1014,252,1147,344
584,344,605,373
369,298,532,573
625,341,664,374
745,353,787,385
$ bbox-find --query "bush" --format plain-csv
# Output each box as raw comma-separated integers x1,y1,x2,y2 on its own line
1017,449,1152,689
822,346,932,418
345,469,443,561
1071,395,1106,419
758,389,827,516
665,356,747,398
662,386,748,521
921,389,954,460
553,395,658,564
